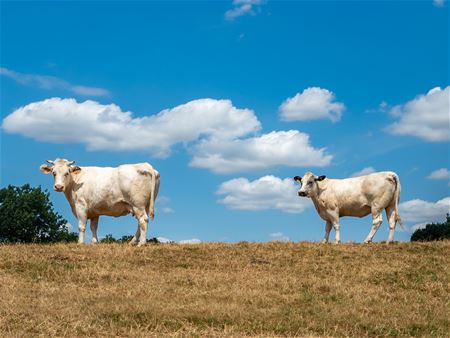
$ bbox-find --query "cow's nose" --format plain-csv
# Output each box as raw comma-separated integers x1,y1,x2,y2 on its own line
298,191,307,197
54,185,64,192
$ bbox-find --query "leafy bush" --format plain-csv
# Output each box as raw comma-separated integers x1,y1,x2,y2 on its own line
100,234,161,244
0,184,78,243
411,214,450,241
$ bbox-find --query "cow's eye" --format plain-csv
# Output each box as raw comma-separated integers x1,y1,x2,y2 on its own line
52,172,56,176
64,173,69,177
308,182,313,186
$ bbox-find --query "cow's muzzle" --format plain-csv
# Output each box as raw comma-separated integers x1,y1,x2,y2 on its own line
298,191,307,197
54,185,64,192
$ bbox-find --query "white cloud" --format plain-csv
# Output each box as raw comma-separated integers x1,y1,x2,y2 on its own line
279,87,345,122
225,0,263,20
351,167,376,177
190,130,332,174
269,232,290,241
427,168,450,180
179,238,202,244
385,86,450,142
433,0,445,7
0,67,109,97
161,207,174,214
156,237,174,243
410,223,428,233
217,175,312,213
399,197,450,224
156,196,174,214
2,97,261,158
156,237,201,244
2,98,332,174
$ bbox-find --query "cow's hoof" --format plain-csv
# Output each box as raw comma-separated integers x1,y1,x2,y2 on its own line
332,240,341,245
363,240,372,244
321,239,329,244
137,242,146,247
386,241,395,245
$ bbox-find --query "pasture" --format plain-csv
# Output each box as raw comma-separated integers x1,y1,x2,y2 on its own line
1,241,449,337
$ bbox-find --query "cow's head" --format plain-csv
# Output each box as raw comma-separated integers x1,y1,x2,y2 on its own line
40,158,81,192
294,172,326,198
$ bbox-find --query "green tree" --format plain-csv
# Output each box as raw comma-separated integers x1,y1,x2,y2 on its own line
411,214,450,241
100,234,117,243
0,184,77,243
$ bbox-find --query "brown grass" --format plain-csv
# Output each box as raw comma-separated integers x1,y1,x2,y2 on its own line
0,241,449,337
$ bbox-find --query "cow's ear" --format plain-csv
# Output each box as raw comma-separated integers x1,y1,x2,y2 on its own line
70,165,81,173
315,175,326,181
294,176,302,183
40,164,52,174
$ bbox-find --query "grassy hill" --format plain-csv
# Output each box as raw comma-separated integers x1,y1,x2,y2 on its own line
1,241,449,337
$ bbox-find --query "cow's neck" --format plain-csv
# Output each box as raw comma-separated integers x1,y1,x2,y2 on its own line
63,179,78,214
309,185,326,213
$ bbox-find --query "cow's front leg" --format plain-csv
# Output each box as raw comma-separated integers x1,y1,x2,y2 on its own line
332,220,341,244
90,217,99,244
77,213,88,244
321,221,332,243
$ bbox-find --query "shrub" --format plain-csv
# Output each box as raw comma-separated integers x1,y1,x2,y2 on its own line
411,214,450,241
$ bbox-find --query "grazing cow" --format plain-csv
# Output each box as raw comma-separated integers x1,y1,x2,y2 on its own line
294,171,403,244
40,158,160,246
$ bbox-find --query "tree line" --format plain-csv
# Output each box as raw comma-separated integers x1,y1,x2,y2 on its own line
1,184,449,243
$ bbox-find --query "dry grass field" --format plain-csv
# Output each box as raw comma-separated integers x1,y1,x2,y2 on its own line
0,241,449,337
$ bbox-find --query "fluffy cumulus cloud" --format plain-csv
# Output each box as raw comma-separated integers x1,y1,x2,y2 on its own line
399,197,450,227
385,86,450,142
351,167,376,177
427,168,450,180
2,97,260,158
190,130,332,174
217,175,311,213
225,0,263,20
2,98,333,173
279,87,345,122
433,0,445,7
0,67,109,97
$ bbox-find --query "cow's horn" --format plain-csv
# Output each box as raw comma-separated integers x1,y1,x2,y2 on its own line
46,160,55,165
67,160,75,165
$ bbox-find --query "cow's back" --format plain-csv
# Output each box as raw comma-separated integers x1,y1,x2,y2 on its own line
321,171,398,217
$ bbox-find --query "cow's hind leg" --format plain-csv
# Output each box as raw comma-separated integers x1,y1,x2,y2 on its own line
321,221,332,243
90,217,99,244
134,208,149,247
386,206,397,244
364,208,383,243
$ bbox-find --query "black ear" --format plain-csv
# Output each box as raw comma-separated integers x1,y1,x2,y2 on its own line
315,175,326,181
293,176,302,182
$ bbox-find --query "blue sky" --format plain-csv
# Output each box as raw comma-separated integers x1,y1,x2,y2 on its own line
1,0,449,243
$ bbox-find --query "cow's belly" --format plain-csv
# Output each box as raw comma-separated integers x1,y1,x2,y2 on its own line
339,205,371,218
87,201,132,218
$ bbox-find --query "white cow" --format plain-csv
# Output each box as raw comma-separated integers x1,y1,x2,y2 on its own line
40,158,160,246
294,171,403,244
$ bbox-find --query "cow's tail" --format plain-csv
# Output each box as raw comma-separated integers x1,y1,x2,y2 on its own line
149,169,160,220
392,173,404,230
